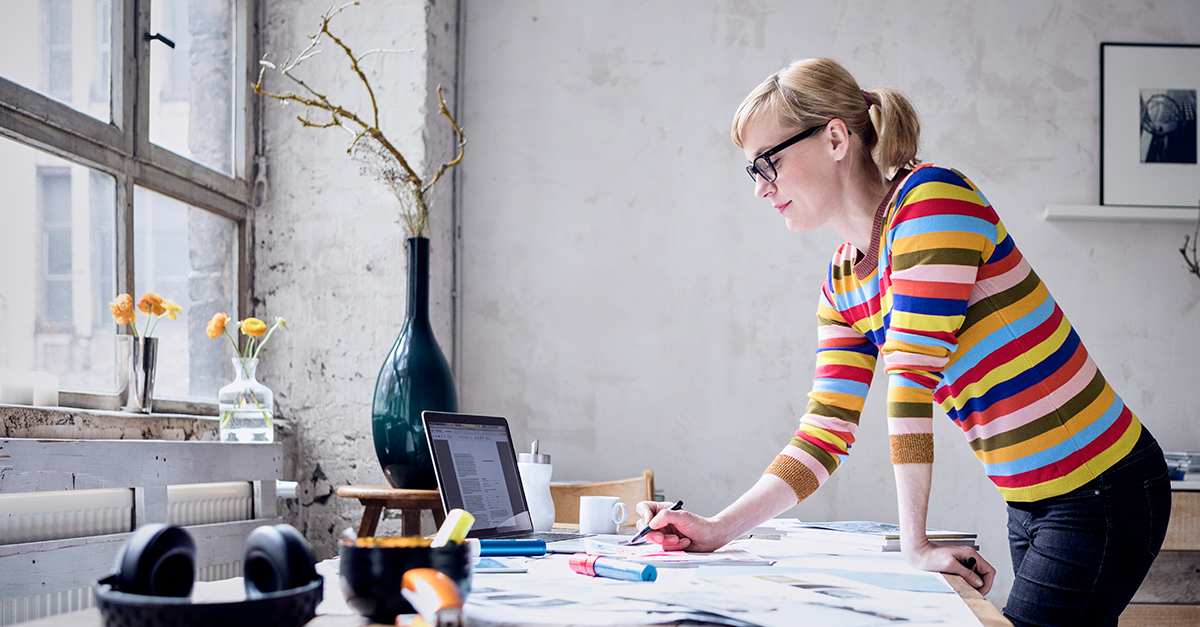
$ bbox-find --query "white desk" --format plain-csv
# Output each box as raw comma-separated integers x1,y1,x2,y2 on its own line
24,522,1008,626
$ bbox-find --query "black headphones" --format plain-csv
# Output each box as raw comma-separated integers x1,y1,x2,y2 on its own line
95,523,323,627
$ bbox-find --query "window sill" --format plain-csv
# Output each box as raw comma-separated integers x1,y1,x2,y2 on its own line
0,403,219,440
1044,204,1199,222
56,391,219,416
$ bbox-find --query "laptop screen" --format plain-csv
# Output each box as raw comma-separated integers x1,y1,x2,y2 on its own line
423,412,534,538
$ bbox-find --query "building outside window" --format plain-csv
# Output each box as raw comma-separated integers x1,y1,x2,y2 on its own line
0,0,256,407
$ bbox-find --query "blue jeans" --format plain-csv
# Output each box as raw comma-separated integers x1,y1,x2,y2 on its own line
1003,427,1172,626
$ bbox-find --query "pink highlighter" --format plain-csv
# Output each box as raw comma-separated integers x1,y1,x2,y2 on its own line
569,553,658,582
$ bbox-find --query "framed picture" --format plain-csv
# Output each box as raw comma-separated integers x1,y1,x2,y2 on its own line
1101,42,1200,208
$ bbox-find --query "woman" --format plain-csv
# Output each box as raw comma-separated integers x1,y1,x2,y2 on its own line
636,58,1171,626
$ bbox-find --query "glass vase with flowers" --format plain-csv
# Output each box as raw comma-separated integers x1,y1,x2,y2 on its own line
208,313,286,442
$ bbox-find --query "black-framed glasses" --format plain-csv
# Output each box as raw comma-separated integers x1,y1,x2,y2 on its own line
745,121,830,183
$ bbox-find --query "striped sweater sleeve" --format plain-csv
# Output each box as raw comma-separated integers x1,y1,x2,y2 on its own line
882,168,997,464
766,286,878,501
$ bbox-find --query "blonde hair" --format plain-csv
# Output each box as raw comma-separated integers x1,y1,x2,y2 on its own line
730,57,920,181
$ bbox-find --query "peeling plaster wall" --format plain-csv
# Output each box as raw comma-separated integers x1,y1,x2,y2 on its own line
256,0,458,557
457,0,1200,603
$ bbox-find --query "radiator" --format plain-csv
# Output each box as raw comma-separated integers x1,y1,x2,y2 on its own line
167,482,254,527
0,483,253,626
0,488,133,545
0,482,253,544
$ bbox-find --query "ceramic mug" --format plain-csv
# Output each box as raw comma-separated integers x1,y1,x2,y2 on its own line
579,496,626,534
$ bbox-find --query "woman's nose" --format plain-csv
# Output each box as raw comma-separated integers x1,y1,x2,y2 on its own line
754,176,774,198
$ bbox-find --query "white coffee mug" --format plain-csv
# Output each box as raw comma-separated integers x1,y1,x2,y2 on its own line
579,496,626,534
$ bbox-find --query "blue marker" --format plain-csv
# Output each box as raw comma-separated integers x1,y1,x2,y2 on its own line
570,553,657,582
478,539,546,557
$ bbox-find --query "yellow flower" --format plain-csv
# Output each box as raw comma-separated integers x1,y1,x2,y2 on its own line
109,294,135,326
206,312,230,339
137,292,166,316
241,317,268,337
163,300,183,320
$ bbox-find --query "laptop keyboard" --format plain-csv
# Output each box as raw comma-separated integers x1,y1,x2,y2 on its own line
522,531,588,542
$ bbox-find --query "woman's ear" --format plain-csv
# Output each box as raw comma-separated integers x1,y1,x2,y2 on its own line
826,118,852,161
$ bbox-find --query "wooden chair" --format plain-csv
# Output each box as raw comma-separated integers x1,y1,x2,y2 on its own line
550,469,654,526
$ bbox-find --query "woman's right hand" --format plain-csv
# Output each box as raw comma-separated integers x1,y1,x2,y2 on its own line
634,501,733,552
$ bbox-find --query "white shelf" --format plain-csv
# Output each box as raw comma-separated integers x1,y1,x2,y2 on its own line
1044,204,1199,223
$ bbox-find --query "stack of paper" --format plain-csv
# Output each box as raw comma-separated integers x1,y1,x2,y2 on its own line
787,520,978,552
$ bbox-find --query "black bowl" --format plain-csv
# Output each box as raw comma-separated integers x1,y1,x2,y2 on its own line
338,541,470,623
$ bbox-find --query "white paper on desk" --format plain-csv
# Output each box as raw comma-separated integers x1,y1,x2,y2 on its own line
615,574,922,627
573,537,775,567
544,533,630,553
728,537,872,560
469,559,758,626
467,605,754,626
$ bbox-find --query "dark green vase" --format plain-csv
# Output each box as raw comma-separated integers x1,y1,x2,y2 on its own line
371,237,458,489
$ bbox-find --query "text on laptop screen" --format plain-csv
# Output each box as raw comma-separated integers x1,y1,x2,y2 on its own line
427,422,531,534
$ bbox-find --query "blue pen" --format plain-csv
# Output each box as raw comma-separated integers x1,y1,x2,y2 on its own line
478,539,546,557
570,553,657,582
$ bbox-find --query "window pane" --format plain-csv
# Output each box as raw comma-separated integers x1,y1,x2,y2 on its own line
0,135,117,393
149,0,236,176
135,187,237,400
45,229,73,274
0,0,112,121
39,168,72,223
44,281,73,324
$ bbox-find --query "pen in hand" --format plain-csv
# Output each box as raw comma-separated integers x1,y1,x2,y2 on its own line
626,500,683,546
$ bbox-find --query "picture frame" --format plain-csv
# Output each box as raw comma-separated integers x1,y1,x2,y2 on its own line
1101,42,1200,208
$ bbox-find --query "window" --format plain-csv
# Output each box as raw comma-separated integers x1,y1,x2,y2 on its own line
0,1,257,409
2,0,110,121
43,0,72,102
135,187,238,399
89,170,116,327
150,0,237,175
1,138,118,393
158,0,190,102
38,167,74,330
90,0,111,103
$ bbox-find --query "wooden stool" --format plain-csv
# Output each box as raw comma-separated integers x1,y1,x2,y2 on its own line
335,485,446,537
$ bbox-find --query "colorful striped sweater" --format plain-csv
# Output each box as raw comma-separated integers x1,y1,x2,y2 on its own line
765,163,1142,503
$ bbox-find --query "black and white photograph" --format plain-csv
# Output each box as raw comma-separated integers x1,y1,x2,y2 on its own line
1102,42,1200,206
1140,88,1197,164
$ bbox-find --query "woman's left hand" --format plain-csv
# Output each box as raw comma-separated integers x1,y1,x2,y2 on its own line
905,541,996,596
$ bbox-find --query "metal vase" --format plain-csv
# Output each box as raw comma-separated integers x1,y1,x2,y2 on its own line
117,336,158,413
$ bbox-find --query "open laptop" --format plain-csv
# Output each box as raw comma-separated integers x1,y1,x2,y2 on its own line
422,411,587,542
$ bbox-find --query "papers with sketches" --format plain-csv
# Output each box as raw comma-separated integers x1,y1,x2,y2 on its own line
475,557,528,573
783,520,978,552
579,536,775,567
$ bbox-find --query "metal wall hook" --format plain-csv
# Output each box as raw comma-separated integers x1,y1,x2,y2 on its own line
143,32,176,49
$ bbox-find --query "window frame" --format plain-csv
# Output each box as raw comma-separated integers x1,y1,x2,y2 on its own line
0,0,260,413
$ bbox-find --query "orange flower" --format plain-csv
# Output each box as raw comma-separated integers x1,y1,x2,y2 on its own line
109,294,135,326
206,312,230,339
241,317,268,337
137,292,166,316
163,300,183,320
